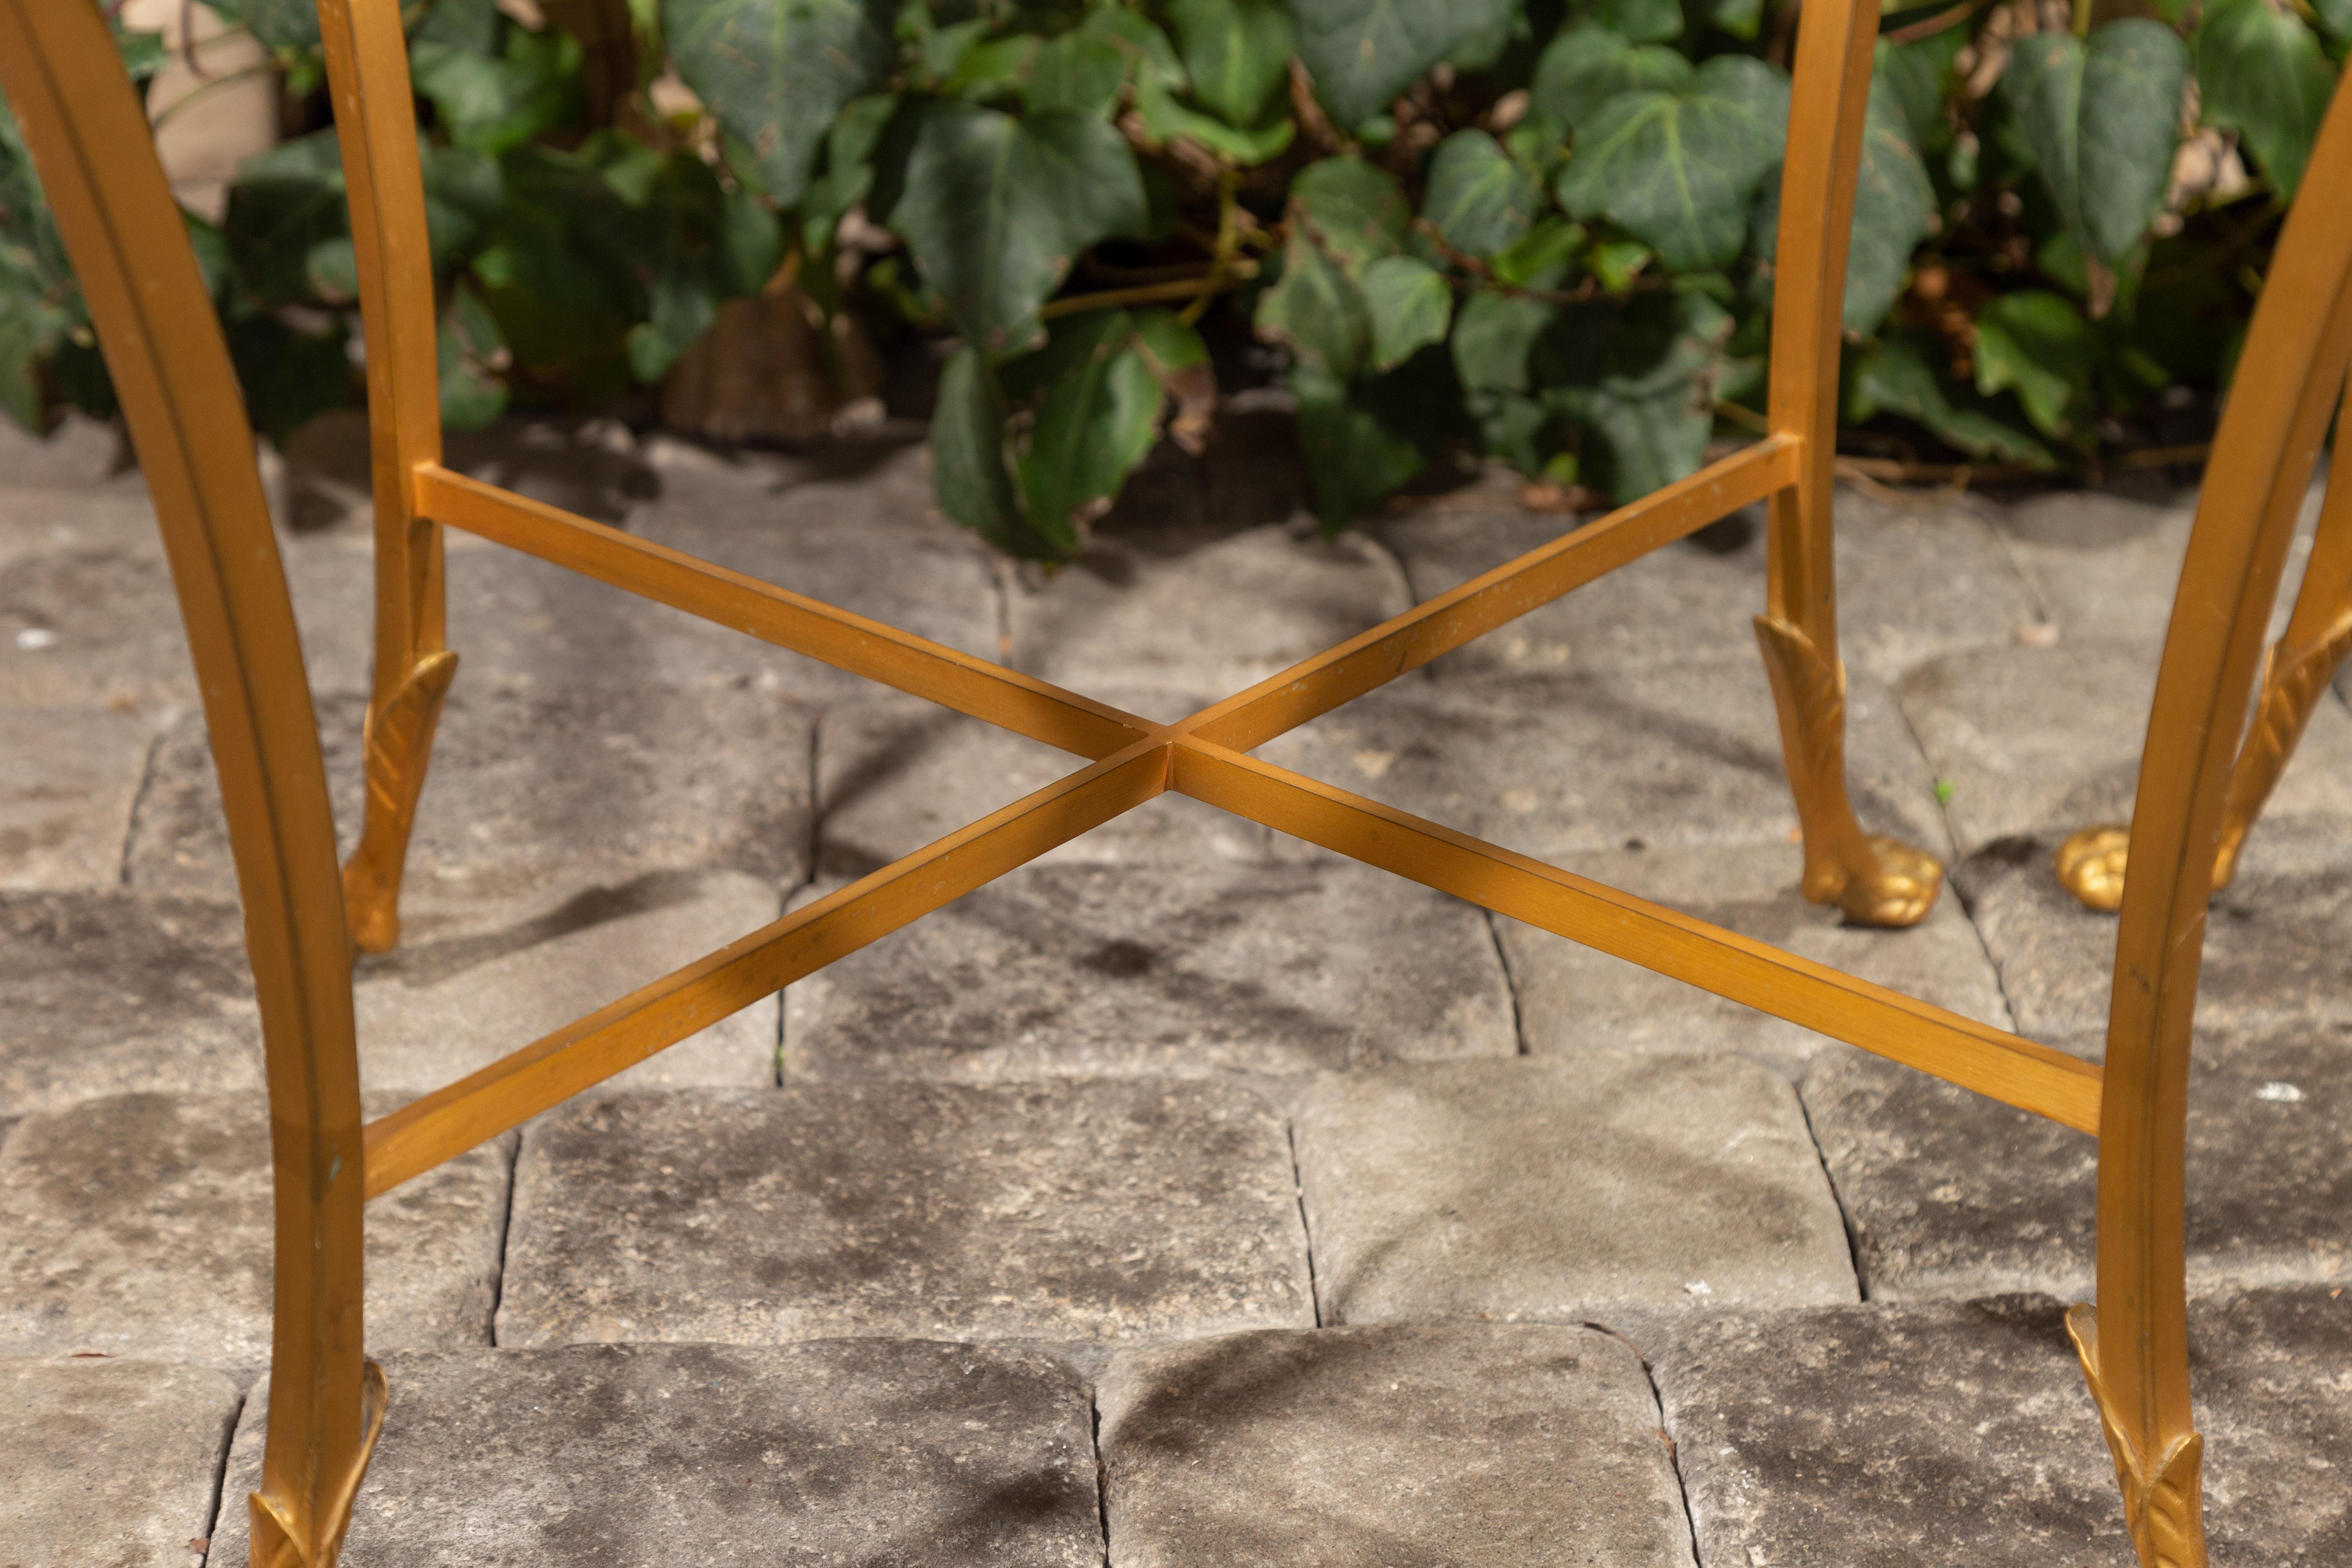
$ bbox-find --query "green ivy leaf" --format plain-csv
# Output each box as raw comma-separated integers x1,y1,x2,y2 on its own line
204,0,319,51
2196,0,2335,197
1876,32,1962,157
1135,76,1299,163
1530,25,1692,134
1452,288,1554,395
1257,224,1372,376
1292,361,1426,529
225,314,354,443
1169,0,1297,126
1973,289,2097,438
1014,311,1165,544
1598,0,1684,45
438,284,511,429
663,0,897,206
1847,331,2053,466
1287,0,1514,126
802,94,899,253
1554,55,1790,272
932,345,1047,554
1361,254,1452,369
1538,289,1724,502
412,28,585,155
1844,75,1935,334
2314,0,2352,46
1703,0,1763,42
881,102,1146,357
223,132,357,305
1290,156,1411,269
415,0,502,53
1491,217,1583,289
1421,129,1539,260
2006,21,2187,267
1027,30,1133,116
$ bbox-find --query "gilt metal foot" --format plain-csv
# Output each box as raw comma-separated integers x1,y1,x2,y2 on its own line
342,650,459,954
1755,614,1945,928
248,1359,388,1568
2067,1307,2209,1568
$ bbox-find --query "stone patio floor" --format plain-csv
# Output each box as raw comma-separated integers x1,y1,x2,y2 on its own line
1,413,2346,1564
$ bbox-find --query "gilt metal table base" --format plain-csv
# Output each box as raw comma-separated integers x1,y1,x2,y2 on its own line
16,0,2352,1558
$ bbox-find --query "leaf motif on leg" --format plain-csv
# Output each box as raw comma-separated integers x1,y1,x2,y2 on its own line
246,1361,390,1568
1754,614,1945,926
2214,610,2352,888
2067,1305,2210,1568
342,651,459,954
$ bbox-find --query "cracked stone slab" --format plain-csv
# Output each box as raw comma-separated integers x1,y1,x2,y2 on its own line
2187,1284,2352,1562
1959,825,2352,1039
0,1355,240,1568
1099,1322,1696,1568
1656,1287,2352,1565
1291,1057,1856,1329
1988,482,2320,646
1373,486,2039,682
0,707,152,892
1806,1021,2352,1302
1654,1296,2136,1566
352,869,780,1094
498,1080,1313,1348
1007,518,1412,713
1259,656,1948,862
781,859,1516,1080
1498,842,2011,1077
127,680,811,909
0,893,261,1115
1899,638,2352,859
813,692,1275,877
0,486,197,716
207,1340,1104,1567
0,1093,511,1378
0,414,133,492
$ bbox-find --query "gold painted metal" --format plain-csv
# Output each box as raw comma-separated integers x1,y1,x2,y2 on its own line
1758,0,1945,930
2059,382,2352,912
2069,1307,2208,1568
0,4,378,1562
32,0,2352,1558
2057,824,2133,913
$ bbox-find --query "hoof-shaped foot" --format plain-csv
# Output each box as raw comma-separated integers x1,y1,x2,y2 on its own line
1832,834,1944,927
2057,824,2131,913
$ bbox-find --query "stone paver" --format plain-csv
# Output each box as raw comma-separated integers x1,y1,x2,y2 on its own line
1655,1296,2135,1566
1807,1023,2352,1302
1098,1322,1696,1568
782,860,1516,1080
352,868,779,1093
0,415,132,492
0,707,150,892
1292,1058,1856,1329
128,681,811,909
1988,481,2322,645
1259,656,1949,861
632,441,1005,695
1960,824,2352,1039
499,1080,1313,1348
1900,638,2352,859
0,1355,239,1568
1657,1287,2352,1565
2189,1284,2352,1562
1374,486,2040,682
0,486,195,716
0,1094,510,1376
1007,518,1412,712
1497,841,2011,1076
207,1340,1104,1566
814,692,1277,876
0,893,260,1114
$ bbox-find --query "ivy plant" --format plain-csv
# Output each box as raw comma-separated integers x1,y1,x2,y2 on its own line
1,0,2334,562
